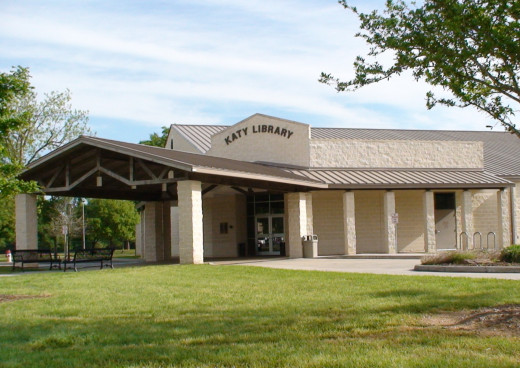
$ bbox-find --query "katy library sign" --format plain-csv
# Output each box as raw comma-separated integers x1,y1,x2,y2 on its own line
224,124,294,145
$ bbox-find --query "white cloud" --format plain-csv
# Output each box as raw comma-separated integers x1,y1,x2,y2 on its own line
0,0,500,144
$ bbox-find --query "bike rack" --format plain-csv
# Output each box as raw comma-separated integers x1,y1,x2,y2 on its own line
487,232,496,250
472,232,482,250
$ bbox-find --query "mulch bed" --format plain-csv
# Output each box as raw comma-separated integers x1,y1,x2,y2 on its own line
424,304,520,336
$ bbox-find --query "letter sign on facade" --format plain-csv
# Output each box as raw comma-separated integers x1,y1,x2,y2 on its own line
224,124,294,145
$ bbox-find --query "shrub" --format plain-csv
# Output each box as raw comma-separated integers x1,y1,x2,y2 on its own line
421,251,476,265
499,245,520,263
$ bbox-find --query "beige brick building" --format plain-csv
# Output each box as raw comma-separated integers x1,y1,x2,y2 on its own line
17,114,520,263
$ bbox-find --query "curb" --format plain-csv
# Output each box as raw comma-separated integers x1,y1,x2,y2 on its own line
414,264,520,273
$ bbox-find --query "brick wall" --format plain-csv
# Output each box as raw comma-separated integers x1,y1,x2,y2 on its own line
312,191,345,255
472,189,498,248
354,190,385,253
310,139,484,169
202,194,246,257
395,191,425,252
208,114,311,167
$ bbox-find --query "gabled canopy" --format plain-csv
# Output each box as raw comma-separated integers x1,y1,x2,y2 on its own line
19,136,325,201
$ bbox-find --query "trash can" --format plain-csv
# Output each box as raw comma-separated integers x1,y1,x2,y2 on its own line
302,235,318,258
279,242,286,256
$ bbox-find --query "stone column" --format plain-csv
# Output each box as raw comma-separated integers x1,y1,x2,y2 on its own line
143,202,165,262
162,201,172,260
178,180,204,264
383,191,397,254
461,190,474,250
497,188,511,249
423,190,436,253
285,192,313,258
15,194,38,250
342,191,356,255
511,183,520,245
170,205,180,258
135,222,142,256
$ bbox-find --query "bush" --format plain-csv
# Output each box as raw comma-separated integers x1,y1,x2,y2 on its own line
499,245,520,263
421,251,476,265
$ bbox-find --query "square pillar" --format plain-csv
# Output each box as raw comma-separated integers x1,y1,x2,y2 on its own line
461,190,473,250
171,204,180,258
135,221,142,256
142,201,165,262
497,189,511,249
342,191,356,255
178,180,204,264
383,191,397,254
285,192,313,258
15,194,38,250
423,190,436,253
512,182,520,244
162,201,172,260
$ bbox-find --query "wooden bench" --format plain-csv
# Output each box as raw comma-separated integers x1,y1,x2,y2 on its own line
63,248,115,272
12,249,61,271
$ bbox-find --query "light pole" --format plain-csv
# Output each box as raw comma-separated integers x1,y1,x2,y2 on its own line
81,198,86,250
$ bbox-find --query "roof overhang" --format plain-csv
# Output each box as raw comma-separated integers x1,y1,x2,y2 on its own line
19,136,325,201
285,168,513,190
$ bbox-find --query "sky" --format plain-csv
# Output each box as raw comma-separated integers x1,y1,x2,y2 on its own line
1,0,499,144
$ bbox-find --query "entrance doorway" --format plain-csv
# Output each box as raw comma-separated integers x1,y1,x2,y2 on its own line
255,215,284,255
434,193,457,250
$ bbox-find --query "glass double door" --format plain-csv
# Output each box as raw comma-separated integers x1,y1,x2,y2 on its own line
255,215,284,255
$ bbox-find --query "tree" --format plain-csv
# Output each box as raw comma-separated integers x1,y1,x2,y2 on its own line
320,0,520,135
86,199,139,248
0,66,38,196
1,78,90,166
139,126,169,147
48,197,83,258
0,196,15,250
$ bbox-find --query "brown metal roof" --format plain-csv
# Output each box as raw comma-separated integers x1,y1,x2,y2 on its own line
172,124,228,152
20,135,512,196
171,120,520,176
23,136,326,189
284,168,512,189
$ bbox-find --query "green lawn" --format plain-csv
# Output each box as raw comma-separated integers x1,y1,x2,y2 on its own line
1,265,519,367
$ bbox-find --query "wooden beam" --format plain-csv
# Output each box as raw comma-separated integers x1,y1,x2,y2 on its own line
231,186,248,196
68,167,98,190
99,166,184,186
129,157,134,181
65,161,70,187
137,159,157,179
46,165,64,188
202,184,218,196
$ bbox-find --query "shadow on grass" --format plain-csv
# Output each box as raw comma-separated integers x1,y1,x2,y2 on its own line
0,266,519,368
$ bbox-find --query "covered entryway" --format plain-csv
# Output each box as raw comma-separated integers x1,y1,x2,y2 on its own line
434,193,457,250
16,136,324,264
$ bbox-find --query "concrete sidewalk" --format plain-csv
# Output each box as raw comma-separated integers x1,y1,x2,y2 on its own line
212,257,520,280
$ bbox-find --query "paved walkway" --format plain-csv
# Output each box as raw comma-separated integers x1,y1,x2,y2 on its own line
211,257,520,280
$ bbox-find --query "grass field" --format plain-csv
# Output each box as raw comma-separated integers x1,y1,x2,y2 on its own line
1,264,519,367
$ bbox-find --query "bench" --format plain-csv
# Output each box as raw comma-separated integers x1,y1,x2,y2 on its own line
63,248,115,272
12,249,61,271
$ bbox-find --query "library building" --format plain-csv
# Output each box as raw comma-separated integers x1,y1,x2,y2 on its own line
17,114,520,264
